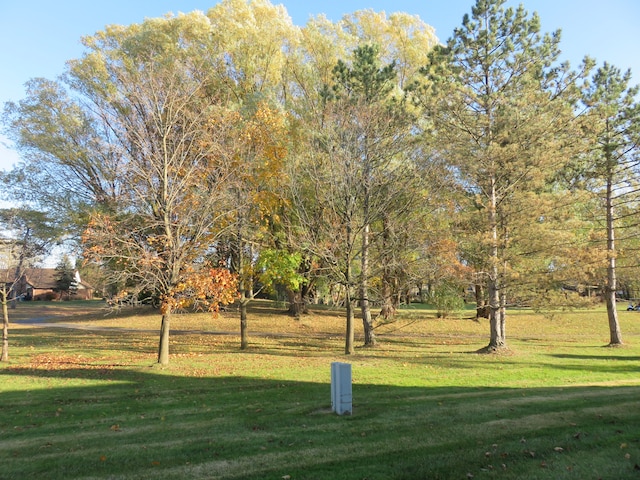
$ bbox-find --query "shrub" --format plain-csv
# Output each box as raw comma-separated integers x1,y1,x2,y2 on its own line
429,282,465,318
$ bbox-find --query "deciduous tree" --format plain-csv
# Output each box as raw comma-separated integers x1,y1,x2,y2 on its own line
0,207,60,361
74,12,239,364
204,0,299,347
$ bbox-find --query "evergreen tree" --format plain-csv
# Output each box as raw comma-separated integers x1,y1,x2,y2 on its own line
414,0,588,351
54,255,76,300
580,63,640,346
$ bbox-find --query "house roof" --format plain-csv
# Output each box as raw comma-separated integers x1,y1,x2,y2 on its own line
24,268,59,289
0,268,93,290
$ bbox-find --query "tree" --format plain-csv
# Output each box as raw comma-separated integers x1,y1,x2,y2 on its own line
71,12,240,365
284,10,438,352
289,44,418,353
225,104,291,349
54,255,77,300
1,78,123,235
0,207,60,361
415,0,589,351
204,0,299,347
580,63,640,346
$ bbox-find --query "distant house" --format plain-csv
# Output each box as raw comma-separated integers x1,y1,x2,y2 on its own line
0,268,94,301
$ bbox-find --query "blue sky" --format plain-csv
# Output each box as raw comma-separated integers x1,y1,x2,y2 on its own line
1,0,639,172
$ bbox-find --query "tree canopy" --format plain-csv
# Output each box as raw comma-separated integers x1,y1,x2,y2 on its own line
1,0,637,361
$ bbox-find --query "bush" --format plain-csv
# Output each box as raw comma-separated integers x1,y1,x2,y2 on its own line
429,282,465,318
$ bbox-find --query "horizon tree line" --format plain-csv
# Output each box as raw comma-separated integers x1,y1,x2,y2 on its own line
1,0,639,364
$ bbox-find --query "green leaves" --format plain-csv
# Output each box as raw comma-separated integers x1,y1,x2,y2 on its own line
256,249,305,293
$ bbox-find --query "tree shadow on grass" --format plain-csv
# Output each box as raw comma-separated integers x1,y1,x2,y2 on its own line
549,353,640,361
1,363,640,480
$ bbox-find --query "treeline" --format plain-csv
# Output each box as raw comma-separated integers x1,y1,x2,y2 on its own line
2,0,639,364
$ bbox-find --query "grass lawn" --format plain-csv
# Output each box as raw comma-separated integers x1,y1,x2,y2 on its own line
1,300,639,479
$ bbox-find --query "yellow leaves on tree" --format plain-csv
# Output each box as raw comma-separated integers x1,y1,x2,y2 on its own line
233,103,291,225
237,104,289,179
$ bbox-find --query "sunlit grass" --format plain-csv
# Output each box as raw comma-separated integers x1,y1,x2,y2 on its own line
1,300,640,479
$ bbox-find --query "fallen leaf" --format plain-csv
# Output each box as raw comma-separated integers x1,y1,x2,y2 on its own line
99,455,107,462
110,424,120,431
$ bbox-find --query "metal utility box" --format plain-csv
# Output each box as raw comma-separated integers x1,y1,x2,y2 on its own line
331,362,352,415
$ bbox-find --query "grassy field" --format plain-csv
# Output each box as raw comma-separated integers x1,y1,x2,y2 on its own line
1,300,639,479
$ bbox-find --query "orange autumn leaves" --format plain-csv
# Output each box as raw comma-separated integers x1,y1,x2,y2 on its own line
161,267,238,315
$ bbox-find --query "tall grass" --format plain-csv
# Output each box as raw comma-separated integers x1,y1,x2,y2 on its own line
1,300,639,479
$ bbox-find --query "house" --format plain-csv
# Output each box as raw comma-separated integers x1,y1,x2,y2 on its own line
0,268,94,301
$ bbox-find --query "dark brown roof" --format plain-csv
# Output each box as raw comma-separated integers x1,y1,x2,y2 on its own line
1,268,61,289
24,268,59,289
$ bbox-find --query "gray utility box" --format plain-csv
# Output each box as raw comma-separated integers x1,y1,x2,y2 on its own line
331,362,352,415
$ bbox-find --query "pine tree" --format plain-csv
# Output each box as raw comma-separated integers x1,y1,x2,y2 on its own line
581,63,640,346
54,255,76,300
415,0,588,351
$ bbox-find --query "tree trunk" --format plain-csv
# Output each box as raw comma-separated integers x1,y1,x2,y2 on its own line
380,278,396,320
487,279,505,350
361,295,375,346
286,289,306,318
344,211,355,355
240,297,249,350
499,288,507,342
485,179,506,351
287,257,313,317
360,223,376,347
380,217,397,320
606,176,623,345
157,310,171,365
345,286,355,355
475,283,488,319
1,287,9,361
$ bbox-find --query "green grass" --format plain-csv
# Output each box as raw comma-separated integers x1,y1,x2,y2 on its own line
1,300,640,479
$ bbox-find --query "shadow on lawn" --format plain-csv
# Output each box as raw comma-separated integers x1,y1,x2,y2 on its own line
0,363,640,480
1,357,640,480
550,353,640,361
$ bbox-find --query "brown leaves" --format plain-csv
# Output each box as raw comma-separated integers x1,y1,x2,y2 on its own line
26,354,111,371
162,266,238,315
